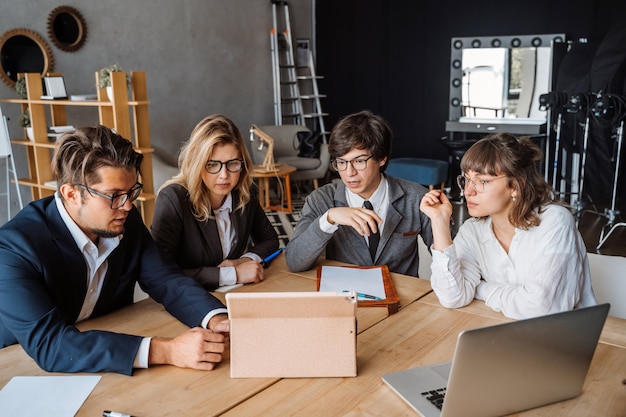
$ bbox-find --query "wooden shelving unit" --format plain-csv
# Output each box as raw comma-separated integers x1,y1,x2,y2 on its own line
1,71,155,226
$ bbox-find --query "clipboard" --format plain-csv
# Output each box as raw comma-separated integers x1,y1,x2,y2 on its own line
316,265,400,314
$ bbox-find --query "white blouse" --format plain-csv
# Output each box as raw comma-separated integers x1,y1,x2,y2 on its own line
430,204,597,319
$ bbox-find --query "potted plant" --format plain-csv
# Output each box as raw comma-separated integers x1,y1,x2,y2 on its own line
15,75,27,99
18,109,33,141
96,63,130,100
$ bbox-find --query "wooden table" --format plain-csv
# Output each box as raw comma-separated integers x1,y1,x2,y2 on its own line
0,261,431,417
250,163,296,213
222,294,626,417
2,256,624,417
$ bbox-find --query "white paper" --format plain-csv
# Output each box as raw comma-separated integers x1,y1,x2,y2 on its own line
319,265,386,300
0,375,101,417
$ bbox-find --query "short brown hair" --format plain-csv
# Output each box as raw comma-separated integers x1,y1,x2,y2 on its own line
52,125,142,189
328,110,392,172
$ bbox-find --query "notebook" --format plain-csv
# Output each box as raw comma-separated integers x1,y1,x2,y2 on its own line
382,303,610,417
226,291,357,378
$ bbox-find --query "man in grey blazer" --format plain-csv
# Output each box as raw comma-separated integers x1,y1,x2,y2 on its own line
286,110,434,277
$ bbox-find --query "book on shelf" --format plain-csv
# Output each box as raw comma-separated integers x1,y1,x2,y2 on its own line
41,76,68,100
69,94,97,101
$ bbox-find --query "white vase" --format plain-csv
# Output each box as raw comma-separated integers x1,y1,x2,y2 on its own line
106,86,114,101
26,127,34,141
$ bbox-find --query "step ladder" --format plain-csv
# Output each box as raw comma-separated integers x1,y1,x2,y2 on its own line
270,0,328,140
297,49,329,141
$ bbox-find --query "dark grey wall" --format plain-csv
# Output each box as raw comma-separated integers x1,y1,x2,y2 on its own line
0,0,313,171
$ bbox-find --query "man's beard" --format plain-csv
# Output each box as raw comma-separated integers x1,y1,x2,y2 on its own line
90,227,124,239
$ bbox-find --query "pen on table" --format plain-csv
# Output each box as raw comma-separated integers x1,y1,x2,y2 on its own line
342,290,382,300
260,247,285,265
103,411,133,417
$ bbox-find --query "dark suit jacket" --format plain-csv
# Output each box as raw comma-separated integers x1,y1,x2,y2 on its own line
151,184,279,290
286,174,434,277
0,196,226,375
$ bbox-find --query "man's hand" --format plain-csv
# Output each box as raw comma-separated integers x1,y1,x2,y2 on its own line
149,327,227,370
327,207,383,236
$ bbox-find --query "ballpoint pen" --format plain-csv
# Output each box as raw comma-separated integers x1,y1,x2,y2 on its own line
342,290,382,300
261,247,285,266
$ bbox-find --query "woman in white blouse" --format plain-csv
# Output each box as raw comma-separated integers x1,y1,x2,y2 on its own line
420,133,597,319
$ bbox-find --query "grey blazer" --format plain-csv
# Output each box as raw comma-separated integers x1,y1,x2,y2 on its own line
286,174,433,277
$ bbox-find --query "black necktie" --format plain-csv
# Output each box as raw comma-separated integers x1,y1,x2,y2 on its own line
363,200,379,262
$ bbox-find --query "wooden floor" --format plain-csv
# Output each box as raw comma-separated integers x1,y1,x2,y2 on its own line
451,199,626,258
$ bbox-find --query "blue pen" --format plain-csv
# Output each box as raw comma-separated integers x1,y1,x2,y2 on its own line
342,290,382,300
261,247,285,265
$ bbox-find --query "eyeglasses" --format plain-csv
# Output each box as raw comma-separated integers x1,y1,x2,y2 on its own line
457,175,507,193
331,155,374,172
205,159,244,174
76,182,143,209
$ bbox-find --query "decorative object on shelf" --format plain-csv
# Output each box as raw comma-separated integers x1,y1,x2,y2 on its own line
15,75,27,99
97,63,129,101
47,5,87,52
249,124,278,173
18,108,33,141
0,28,54,88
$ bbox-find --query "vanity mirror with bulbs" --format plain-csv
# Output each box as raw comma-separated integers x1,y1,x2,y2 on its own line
445,33,567,136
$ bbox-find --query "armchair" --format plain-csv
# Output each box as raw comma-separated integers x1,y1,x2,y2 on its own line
248,124,330,189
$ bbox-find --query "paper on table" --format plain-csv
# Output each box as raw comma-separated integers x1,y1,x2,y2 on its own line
319,265,386,300
0,375,101,417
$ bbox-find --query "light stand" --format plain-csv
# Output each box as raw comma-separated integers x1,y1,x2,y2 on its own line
565,92,595,218
591,94,626,250
538,92,567,196
249,124,279,173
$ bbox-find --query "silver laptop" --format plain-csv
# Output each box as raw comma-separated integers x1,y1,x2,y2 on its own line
382,303,610,417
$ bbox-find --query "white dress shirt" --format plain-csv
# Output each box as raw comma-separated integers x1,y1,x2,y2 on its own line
430,204,597,319
55,192,226,368
214,193,262,286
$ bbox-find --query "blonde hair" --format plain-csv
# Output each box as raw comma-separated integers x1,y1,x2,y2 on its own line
164,115,253,221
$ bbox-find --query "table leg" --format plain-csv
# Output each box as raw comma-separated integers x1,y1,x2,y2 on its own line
264,178,270,208
284,174,292,213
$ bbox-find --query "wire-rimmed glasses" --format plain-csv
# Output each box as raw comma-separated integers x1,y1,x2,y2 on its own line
331,155,374,172
456,175,507,193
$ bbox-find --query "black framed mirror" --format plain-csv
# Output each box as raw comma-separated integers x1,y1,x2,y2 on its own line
446,33,567,135
47,6,87,52
0,28,54,88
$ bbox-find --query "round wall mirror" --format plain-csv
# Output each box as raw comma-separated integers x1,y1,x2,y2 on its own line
0,28,54,88
47,6,87,52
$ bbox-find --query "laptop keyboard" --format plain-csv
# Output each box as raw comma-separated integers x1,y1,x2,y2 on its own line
421,387,447,409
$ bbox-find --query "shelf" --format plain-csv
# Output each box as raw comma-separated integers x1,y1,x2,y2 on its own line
3,71,155,226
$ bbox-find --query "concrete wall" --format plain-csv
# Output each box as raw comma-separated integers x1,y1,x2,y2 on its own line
0,0,313,196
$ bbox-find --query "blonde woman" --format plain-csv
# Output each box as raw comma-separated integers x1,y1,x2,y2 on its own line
152,115,278,290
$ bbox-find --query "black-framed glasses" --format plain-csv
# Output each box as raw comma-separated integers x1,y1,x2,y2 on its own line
456,175,507,193
331,155,374,172
205,159,244,174
76,182,143,209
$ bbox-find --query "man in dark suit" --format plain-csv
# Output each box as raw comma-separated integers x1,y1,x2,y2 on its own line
0,125,229,375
